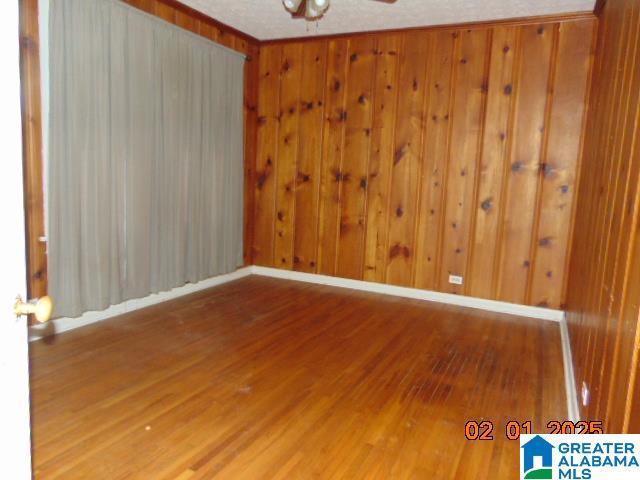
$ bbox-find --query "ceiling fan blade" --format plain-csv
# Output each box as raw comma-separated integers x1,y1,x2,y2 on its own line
291,0,307,18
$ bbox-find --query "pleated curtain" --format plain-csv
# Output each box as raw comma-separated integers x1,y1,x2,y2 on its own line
48,0,245,318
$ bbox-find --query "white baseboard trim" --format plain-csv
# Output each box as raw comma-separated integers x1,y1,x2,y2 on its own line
249,266,564,322
28,266,253,341
560,315,581,421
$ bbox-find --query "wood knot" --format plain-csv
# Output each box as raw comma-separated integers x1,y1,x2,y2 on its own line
358,94,367,105
360,177,368,190
394,144,408,165
481,198,493,212
390,244,411,259
350,53,359,62
396,206,404,217
256,171,268,189
277,211,285,222
298,172,311,183
511,161,524,173
540,163,555,177
504,84,513,95
539,236,553,247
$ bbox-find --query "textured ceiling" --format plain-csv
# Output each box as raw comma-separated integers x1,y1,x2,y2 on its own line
177,0,596,40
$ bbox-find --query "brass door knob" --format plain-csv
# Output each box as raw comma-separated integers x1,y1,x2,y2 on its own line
14,295,53,323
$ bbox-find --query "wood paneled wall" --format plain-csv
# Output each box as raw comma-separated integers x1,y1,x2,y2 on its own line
566,0,640,432
251,17,595,309
19,0,260,297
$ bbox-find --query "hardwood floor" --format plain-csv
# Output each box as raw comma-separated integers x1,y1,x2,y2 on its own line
30,276,566,479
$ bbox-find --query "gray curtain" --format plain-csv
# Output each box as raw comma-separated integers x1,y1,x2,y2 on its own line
48,0,245,318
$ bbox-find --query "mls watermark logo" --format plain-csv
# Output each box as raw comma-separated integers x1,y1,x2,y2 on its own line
520,434,640,479
521,435,554,479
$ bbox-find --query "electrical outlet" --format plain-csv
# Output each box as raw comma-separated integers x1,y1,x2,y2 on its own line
449,274,463,286
581,381,590,407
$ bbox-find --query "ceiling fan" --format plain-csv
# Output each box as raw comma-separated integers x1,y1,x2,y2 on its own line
283,0,398,21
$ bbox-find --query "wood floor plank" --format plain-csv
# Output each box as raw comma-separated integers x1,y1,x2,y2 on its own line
30,276,565,479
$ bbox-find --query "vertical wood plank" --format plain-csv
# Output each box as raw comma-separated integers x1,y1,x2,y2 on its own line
317,39,349,276
466,27,517,299
253,45,282,266
293,40,327,272
363,34,401,283
273,43,304,269
243,44,260,265
385,31,429,287
414,30,456,291
336,36,377,280
496,24,553,304
529,21,593,308
438,28,491,294
20,0,47,298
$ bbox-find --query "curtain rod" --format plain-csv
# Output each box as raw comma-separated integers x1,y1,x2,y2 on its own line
114,0,248,60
